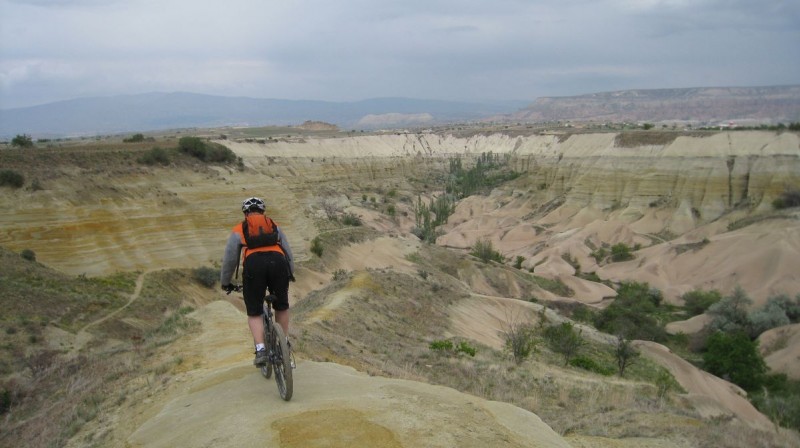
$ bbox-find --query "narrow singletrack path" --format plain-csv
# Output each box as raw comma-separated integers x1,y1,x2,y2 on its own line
69,270,151,355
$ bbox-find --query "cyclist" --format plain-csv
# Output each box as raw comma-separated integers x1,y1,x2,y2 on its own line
220,197,295,366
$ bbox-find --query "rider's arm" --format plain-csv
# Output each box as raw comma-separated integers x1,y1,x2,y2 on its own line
220,232,243,286
277,227,295,275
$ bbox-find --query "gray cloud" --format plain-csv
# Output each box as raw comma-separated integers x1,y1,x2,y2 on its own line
1,0,798,109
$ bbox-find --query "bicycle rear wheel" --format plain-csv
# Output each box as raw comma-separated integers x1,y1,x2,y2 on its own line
260,318,273,379
271,324,293,401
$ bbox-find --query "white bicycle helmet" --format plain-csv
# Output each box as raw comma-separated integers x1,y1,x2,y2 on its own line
241,197,266,213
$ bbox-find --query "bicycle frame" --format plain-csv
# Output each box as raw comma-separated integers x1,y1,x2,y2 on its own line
227,287,293,401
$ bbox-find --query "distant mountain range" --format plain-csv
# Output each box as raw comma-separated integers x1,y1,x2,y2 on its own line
0,93,528,138
512,85,800,125
2,86,798,139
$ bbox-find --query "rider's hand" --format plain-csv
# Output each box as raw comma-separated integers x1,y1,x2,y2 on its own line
288,274,296,283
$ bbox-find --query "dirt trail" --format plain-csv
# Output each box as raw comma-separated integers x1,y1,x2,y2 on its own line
68,270,152,355
123,300,572,448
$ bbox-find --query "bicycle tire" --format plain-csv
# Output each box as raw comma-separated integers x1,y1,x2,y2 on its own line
271,324,293,401
260,318,273,379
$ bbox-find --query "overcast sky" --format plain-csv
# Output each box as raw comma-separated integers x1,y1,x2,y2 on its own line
1,0,798,109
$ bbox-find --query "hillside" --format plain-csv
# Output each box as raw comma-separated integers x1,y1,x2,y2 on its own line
1,129,799,447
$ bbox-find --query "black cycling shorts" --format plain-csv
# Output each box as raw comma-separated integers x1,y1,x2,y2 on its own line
242,251,290,316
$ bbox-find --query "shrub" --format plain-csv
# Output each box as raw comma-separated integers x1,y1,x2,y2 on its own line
456,341,477,357
610,243,634,262
310,236,323,257
748,301,791,338
138,147,170,165
178,137,236,163
595,281,667,341
590,247,607,263
332,269,348,281
11,134,33,148
192,266,219,288
543,322,585,366
20,249,36,262
470,238,504,263
341,212,362,227
772,188,800,209
503,320,537,364
707,286,752,334
569,355,613,376
703,330,766,392
513,256,525,270
615,335,640,377
682,289,722,316
751,374,800,431
123,133,145,143
0,169,25,188
773,293,800,322
429,339,454,352
429,339,476,356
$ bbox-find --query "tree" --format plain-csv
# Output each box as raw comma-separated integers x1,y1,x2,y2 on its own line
682,289,722,316
707,286,752,334
11,134,33,148
470,238,504,263
610,243,634,262
703,331,766,392
544,322,585,366
502,311,537,364
615,335,640,377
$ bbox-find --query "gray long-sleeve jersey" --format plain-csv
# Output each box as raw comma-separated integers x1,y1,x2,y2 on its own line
219,225,295,286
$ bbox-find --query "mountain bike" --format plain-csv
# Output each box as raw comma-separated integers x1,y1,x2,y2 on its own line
228,286,293,401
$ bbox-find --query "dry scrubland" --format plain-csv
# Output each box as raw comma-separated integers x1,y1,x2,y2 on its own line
1,128,799,447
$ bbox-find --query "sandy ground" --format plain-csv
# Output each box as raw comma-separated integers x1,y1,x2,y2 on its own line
124,300,571,448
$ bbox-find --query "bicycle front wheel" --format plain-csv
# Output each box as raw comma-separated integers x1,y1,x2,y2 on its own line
271,324,293,401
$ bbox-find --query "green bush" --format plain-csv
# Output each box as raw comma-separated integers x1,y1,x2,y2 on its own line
341,212,362,227
503,321,537,364
595,281,668,341
456,341,477,357
470,239,504,263
751,374,800,431
682,289,722,316
192,266,219,288
615,335,640,377
429,339,454,352
772,188,800,209
11,134,33,148
764,293,800,322
123,133,145,143
569,355,614,376
703,330,766,392
544,322,585,365
748,300,790,338
20,249,36,262
429,339,476,357
138,147,170,165
178,137,236,163
610,243,634,262
708,286,752,334
310,236,323,257
0,170,25,188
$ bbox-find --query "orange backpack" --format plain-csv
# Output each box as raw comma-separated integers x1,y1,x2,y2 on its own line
242,214,280,248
